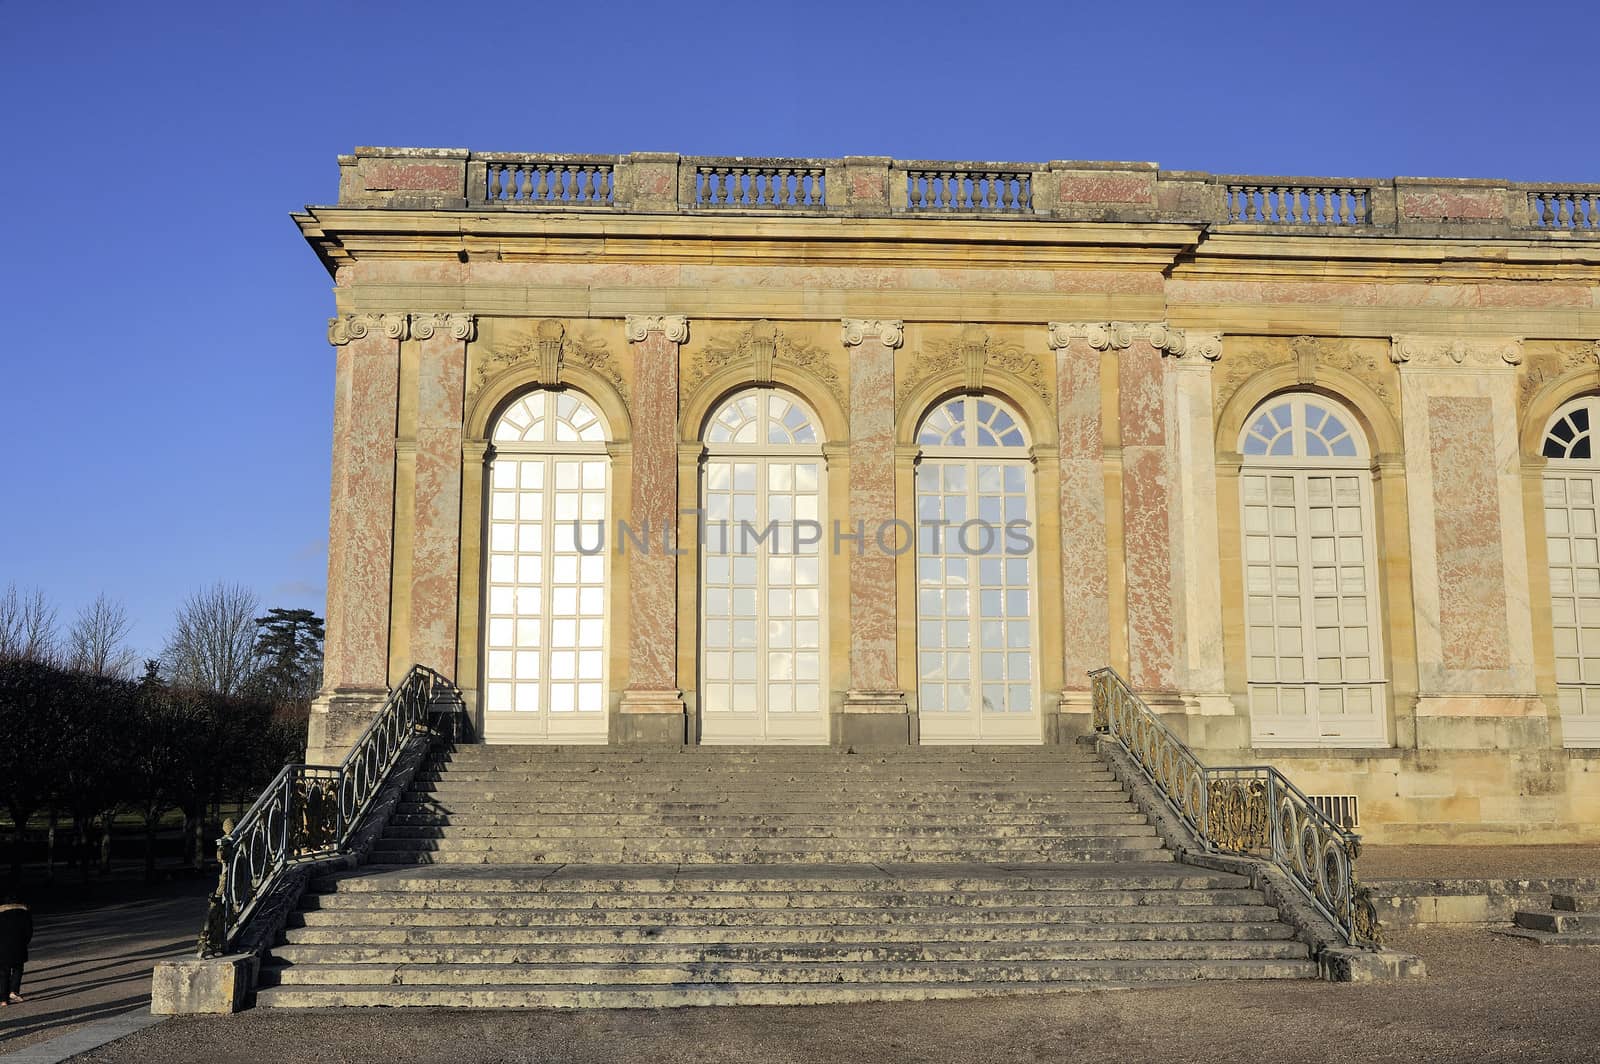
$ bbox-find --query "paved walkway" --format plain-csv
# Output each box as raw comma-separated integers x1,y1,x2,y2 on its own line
0,877,206,1054
66,929,1600,1064
1361,843,1600,880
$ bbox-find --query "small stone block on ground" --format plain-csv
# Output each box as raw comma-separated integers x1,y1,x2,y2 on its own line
150,954,258,1015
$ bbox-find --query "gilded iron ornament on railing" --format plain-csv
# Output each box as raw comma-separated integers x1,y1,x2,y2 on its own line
1090,668,1381,948
195,665,463,957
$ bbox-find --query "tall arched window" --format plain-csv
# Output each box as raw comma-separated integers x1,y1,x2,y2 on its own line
700,388,827,743
482,389,610,742
1239,393,1385,747
1541,395,1600,747
915,396,1039,743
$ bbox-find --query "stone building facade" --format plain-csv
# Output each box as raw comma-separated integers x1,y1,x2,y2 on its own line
297,148,1600,844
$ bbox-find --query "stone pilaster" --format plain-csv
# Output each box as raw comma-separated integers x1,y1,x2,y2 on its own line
309,312,407,762
1391,335,1544,746
409,313,473,680
1046,323,1111,733
840,319,909,742
619,314,689,742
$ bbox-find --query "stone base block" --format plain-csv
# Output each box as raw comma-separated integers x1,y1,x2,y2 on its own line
1318,946,1427,982
839,710,911,747
151,953,258,1014
307,686,387,764
617,710,687,745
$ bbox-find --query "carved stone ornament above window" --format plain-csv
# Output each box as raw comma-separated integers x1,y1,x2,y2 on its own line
682,320,847,416
1047,321,1221,360
470,319,629,405
898,325,1048,422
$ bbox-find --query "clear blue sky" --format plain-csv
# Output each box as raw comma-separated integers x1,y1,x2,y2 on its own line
1,0,1594,661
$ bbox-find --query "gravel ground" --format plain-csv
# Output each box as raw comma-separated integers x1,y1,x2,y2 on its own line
1361,844,1600,880
75,929,1599,1064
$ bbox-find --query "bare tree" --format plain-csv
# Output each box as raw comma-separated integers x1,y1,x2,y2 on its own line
66,593,139,678
162,582,261,695
0,582,59,664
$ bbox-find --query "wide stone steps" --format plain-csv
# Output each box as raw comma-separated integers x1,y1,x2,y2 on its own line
1505,894,1600,944
253,747,1316,1007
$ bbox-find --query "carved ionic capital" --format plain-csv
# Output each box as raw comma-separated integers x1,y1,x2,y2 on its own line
1390,335,1524,368
410,312,476,342
841,318,904,349
1047,321,1220,360
625,315,690,343
328,313,408,346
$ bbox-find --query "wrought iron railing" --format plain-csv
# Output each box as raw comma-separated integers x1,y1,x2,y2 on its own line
195,665,461,956
1091,667,1381,947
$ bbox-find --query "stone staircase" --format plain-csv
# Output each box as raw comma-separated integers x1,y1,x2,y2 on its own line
255,746,1318,1007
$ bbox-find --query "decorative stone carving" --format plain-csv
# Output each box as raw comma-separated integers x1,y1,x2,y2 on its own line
841,319,904,349
624,315,690,343
1291,336,1396,404
1390,335,1524,368
898,325,1048,421
681,320,847,416
1519,340,1600,410
409,313,476,342
328,313,408,345
1047,321,1221,360
470,319,628,404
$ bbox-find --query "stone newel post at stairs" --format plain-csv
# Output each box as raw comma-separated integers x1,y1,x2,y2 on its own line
619,314,690,742
308,312,406,763
840,318,910,743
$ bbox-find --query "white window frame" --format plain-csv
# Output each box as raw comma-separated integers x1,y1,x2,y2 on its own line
698,387,829,745
482,389,612,744
1540,395,1600,747
914,395,1042,745
1239,393,1387,748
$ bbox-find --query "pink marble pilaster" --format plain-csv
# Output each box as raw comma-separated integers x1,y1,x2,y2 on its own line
1427,396,1511,671
409,313,473,679
842,319,905,705
325,313,406,692
321,340,352,692
621,315,688,711
1119,337,1177,693
1048,327,1110,693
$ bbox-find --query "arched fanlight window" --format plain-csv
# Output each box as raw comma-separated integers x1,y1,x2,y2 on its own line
917,396,1028,450
699,387,827,743
1237,392,1384,747
493,390,608,444
914,393,1038,743
1540,395,1600,747
482,388,611,743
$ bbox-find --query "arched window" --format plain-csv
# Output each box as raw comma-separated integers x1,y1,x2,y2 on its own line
1239,394,1384,747
483,389,610,742
1541,395,1600,747
699,388,827,743
915,396,1039,743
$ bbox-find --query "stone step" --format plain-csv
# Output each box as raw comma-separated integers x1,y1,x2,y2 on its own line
438,748,1103,762
289,902,1284,927
365,848,1172,866
379,823,1159,841
1553,894,1600,913
260,949,1313,988
387,810,1151,828
414,765,1117,779
313,865,1245,894
394,799,1141,815
266,936,1308,967
1513,909,1600,935
407,782,1129,797
280,920,1295,947
255,960,1319,1008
